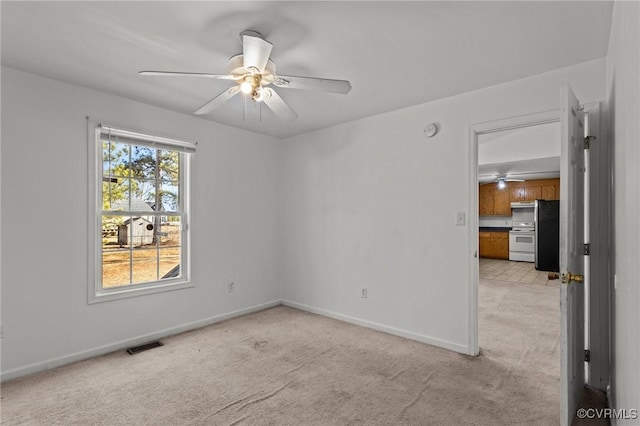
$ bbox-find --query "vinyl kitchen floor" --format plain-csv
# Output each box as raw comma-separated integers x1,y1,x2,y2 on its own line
479,258,559,286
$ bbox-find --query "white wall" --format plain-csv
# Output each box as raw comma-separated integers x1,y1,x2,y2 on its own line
0,67,282,379
280,58,606,353
606,1,640,420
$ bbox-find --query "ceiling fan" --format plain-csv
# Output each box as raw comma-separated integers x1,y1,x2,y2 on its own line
480,175,525,189
139,30,352,121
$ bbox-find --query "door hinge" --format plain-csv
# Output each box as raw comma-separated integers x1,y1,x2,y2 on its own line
585,349,591,363
584,135,596,150
583,243,590,256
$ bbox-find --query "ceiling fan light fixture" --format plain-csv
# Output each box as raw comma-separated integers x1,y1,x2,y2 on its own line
240,79,253,95
253,87,264,102
497,178,506,189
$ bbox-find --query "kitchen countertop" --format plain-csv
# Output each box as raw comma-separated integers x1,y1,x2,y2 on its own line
479,227,512,232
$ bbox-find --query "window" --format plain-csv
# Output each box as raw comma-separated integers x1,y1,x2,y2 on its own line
89,124,194,303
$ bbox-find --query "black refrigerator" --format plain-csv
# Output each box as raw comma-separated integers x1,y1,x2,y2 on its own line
534,200,560,272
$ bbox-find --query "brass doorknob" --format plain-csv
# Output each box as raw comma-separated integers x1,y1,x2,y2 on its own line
563,272,584,284
548,272,584,284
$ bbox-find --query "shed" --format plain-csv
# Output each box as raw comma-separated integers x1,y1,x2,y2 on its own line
122,217,154,246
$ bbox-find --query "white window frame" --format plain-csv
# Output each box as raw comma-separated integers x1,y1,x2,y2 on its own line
87,122,194,304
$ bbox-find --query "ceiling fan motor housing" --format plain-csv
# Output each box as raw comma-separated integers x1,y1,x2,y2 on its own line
228,54,276,84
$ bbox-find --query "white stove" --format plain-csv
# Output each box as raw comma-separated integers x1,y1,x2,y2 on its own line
509,221,535,262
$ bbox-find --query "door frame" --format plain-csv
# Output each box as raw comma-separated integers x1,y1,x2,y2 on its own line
582,102,611,392
467,109,561,355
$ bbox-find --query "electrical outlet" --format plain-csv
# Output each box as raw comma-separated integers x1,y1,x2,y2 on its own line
361,288,368,299
227,282,235,293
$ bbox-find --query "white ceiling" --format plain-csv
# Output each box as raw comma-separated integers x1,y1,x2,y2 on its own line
1,1,613,138
478,122,561,183
478,157,561,184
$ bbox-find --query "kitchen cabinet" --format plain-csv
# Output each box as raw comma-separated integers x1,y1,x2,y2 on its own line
541,179,561,200
479,232,492,257
479,231,509,259
479,185,494,216
509,178,560,202
511,184,541,202
479,184,511,216
525,185,542,201
480,178,560,215
510,185,526,202
492,232,509,259
494,189,511,215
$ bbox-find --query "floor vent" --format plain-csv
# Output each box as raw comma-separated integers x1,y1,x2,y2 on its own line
126,341,164,355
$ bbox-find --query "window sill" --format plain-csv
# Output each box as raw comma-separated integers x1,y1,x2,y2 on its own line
88,279,194,304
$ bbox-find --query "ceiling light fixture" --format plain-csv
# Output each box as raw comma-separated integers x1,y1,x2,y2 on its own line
497,178,506,189
240,79,253,95
240,74,265,102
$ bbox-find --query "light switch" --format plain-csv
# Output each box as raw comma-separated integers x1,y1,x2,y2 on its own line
456,212,466,226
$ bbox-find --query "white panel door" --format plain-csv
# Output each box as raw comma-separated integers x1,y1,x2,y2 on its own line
559,84,586,426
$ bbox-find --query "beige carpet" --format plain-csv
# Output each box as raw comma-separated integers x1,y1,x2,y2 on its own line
1,279,560,425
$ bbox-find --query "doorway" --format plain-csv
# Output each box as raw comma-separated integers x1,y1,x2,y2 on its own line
470,111,564,419
468,110,562,354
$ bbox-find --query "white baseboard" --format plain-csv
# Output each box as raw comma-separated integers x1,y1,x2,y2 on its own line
1,300,281,382
281,299,470,354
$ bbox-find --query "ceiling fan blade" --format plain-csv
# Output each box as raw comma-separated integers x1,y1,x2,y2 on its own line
505,178,526,182
193,86,240,115
139,71,238,80
242,33,273,73
273,75,352,94
262,88,298,121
